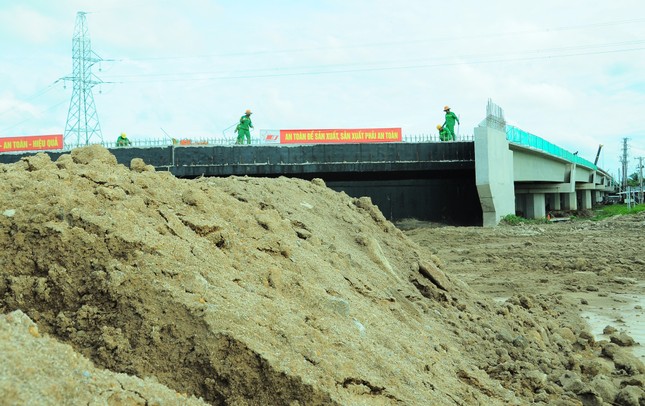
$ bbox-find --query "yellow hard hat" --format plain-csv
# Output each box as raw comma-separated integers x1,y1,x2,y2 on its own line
245,109,252,115
436,124,443,130
120,132,127,137
443,106,450,111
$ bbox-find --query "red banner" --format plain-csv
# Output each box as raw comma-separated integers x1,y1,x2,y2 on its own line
0,134,64,152
280,128,402,144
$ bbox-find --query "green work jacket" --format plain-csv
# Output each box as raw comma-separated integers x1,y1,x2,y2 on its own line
238,115,253,131
116,136,131,146
444,111,459,128
439,127,452,141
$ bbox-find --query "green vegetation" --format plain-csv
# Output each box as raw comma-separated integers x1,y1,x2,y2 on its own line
501,204,645,225
591,203,645,221
501,214,523,225
501,214,550,226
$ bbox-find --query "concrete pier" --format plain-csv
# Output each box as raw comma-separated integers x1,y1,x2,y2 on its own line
474,125,515,226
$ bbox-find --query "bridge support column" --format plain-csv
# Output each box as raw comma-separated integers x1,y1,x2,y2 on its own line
548,193,561,211
475,125,515,227
526,193,546,219
580,190,593,210
562,192,578,210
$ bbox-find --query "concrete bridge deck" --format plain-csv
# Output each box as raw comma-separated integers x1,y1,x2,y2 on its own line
0,127,616,226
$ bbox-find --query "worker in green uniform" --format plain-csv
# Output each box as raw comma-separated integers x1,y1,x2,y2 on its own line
437,124,452,141
443,106,459,140
235,109,254,145
116,132,131,147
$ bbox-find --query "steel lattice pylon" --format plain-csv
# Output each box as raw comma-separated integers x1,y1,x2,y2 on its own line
64,11,103,146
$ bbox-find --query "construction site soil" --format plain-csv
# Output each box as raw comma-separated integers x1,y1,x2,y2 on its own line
0,145,643,405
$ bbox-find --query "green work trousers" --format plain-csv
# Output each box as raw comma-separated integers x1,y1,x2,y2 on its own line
236,130,251,145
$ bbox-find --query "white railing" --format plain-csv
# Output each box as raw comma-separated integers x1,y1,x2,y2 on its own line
61,133,474,151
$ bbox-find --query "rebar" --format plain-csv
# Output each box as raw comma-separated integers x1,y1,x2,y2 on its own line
484,98,506,132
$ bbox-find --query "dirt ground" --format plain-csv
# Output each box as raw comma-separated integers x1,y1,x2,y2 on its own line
400,215,645,361
0,146,643,405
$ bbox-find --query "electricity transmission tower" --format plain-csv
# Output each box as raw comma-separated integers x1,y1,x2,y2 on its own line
64,11,103,146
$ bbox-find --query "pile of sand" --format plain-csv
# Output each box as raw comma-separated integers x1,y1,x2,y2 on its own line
0,146,642,405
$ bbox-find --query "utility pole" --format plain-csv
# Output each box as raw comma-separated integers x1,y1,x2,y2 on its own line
64,11,103,147
619,138,629,192
637,156,644,204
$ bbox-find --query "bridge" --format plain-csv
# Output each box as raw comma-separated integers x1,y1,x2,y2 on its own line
0,125,615,227
476,124,614,226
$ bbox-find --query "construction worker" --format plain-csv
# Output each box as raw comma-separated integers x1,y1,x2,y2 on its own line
116,132,131,147
443,106,459,140
437,124,452,141
235,109,254,145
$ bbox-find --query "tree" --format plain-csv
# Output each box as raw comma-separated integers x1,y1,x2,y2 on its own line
627,172,640,187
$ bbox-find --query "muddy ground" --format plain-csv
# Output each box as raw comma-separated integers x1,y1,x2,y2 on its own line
400,214,645,361
0,146,643,405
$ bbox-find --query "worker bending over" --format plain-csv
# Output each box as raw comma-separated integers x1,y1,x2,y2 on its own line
437,124,452,141
116,132,132,147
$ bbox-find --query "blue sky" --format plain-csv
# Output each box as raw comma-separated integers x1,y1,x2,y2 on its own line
1,0,644,177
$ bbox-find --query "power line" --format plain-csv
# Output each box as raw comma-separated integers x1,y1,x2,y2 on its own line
0,99,68,134
0,79,62,119
101,38,645,81
102,45,645,84
109,17,645,62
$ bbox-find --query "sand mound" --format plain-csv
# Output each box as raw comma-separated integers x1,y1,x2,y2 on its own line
0,310,206,405
1,146,642,405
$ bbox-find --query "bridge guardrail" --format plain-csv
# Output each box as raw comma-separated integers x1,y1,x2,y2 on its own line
59,134,474,151
505,125,597,170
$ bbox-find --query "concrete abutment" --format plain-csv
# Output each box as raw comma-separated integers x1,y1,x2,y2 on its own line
474,126,515,226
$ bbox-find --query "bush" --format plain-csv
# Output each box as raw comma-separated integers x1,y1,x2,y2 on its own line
501,214,550,225
591,203,645,221
501,214,524,225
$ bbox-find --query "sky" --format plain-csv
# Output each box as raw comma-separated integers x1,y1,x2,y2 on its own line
1,0,644,178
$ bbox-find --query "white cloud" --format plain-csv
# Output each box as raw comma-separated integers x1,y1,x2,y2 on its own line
0,5,64,45
1,0,644,173
0,92,40,118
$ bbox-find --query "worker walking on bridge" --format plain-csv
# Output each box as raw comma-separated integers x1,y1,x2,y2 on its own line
235,109,254,145
443,106,459,140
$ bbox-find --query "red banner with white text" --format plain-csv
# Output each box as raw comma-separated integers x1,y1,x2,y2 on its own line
0,134,64,152
280,128,402,144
